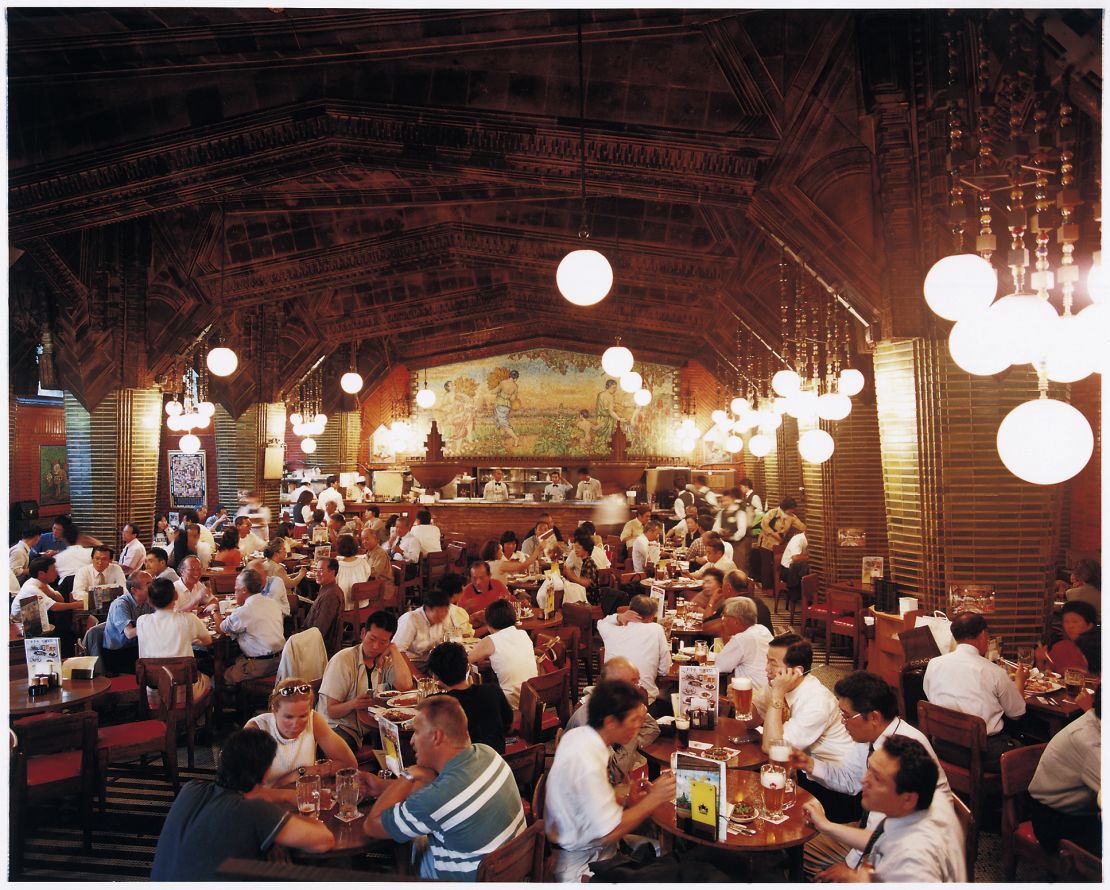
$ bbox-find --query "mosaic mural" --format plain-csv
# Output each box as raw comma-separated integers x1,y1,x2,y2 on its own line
411,348,680,458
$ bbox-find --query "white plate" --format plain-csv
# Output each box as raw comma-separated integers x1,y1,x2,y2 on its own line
385,691,421,709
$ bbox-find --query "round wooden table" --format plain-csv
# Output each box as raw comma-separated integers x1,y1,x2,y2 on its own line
9,676,112,718
642,716,766,771
519,610,562,636
651,767,816,880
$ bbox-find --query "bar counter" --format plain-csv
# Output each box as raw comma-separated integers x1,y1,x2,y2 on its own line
345,500,621,553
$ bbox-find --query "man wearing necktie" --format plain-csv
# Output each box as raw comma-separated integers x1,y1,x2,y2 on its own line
787,671,951,879
72,545,128,602
482,468,510,502
802,735,966,883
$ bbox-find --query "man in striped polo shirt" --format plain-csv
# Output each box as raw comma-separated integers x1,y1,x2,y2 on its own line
364,695,525,880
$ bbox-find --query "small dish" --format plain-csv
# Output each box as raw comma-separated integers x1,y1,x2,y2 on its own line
386,691,421,709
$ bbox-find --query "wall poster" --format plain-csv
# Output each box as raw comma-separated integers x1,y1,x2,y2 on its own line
169,451,206,509
38,444,70,506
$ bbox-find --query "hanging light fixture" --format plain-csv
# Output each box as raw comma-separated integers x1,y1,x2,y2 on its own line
300,437,317,455
748,433,773,457
601,338,634,376
619,370,642,393
798,428,835,464
415,368,436,409
340,343,364,394
633,388,652,406
179,433,201,454
556,11,613,307
206,203,239,377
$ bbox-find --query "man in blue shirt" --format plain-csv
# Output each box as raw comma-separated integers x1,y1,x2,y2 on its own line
31,517,71,557
363,695,525,880
103,570,153,674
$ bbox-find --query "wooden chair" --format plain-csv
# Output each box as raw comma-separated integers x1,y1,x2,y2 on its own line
422,551,450,591
519,667,571,746
393,559,422,610
1058,840,1103,882
917,701,1001,827
619,571,644,587
798,572,825,638
10,710,99,873
540,625,580,696
211,572,237,596
136,656,213,769
1000,743,1059,880
476,819,546,882
97,664,179,805
446,541,468,571
532,770,548,821
562,602,599,686
825,588,864,666
898,659,930,725
770,544,787,613
951,792,978,881
502,742,547,822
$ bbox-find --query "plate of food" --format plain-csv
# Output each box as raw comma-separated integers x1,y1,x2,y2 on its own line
672,653,692,663
703,745,741,763
1023,677,1064,695
379,707,418,726
375,688,399,702
386,691,421,709
729,800,758,824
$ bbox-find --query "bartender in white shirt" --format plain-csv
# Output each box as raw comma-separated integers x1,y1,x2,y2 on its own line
482,468,510,501
543,471,573,502
574,467,603,501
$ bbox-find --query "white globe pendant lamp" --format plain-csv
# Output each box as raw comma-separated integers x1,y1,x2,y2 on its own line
758,411,782,432
1088,256,1109,304
987,294,1060,366
1042,313,1097,383
772,397,789,415
816,392,852,421
179,433,201,454
838,368,865,397
206,346,238,378
165,399,183,416
996,397,1093,485
415,387,436,409
1076,303,1110,374
601,343,634,377
340,371,364,394
730,397,750,416
300,437,318,455
289,412,303,427
798,428,835,464
633,388,652,407
922,254,998,321
748,433,773,457
772,369,801,397
948,309,1011,376
619,371,642,393
711,409,728,426
724,435,743,454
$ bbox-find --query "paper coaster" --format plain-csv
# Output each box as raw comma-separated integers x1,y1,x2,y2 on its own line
333,809,364,823
761,811,789,825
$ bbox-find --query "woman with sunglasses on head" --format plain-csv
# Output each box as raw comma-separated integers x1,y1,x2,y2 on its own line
245,676,357,797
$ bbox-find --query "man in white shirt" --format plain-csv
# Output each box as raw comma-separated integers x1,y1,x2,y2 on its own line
687,475,719,510
790,670,951,878
316,475,346,514
780,529,808,605
386,516,422,569
759,633,856,820
11,556,84,634
802,735,966,883
629,522,663,575
543,471,573,502
690,539,737,578
119,523,147,577
574,467,603,502
665,506,703,547
713,487,749,571
346,478,369,503
174,555,215,613
410,509,442,554
715,597,772,688
50,523,91,583
482,468,510,501
393,588,466,674
247,557,290,618
596,596,671,707
137,577,213,701
545,680,676,882
234,516,267,559
9,528,40,582
72,545,128,598
923,611,1027,769
220,568,286,684
145,547,181,585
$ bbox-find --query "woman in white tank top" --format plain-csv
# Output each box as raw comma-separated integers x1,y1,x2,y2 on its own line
244,677,358,795
481,600,538,709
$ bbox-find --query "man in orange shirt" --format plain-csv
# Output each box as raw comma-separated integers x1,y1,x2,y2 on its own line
458,560,512,618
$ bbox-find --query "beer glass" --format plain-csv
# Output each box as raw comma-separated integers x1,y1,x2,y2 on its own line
314,758,335,809
694,640,708,664
1064,668,1085,702
1016,646,1033,671
296,774,321,819
767,739,796,809
675,717,690,748
335,767,360,822
987,636,1002,663
760,764,787,820
731,676,753,720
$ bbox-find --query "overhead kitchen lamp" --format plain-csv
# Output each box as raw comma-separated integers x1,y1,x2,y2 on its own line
556,11,613,307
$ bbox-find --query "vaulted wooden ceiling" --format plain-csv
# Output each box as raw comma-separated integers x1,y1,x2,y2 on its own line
7,8,1102,415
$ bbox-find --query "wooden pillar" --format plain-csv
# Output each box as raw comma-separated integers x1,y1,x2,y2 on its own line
64,388,162,547
873,338,1066,648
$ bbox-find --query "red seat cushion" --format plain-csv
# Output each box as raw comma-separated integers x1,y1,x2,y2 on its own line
1015,820,1040,847
540,711,561,731
97,720,166,749
510,714,521,734
27,750,83,785
831,618,858,632
521,799,532,820
807,605,832,616
504,737,527,755
108,675,139,694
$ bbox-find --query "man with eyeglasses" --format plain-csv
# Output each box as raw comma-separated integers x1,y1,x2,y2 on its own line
787,671,951,879
318,610,415,751
758,633,856,820
802,736,966,882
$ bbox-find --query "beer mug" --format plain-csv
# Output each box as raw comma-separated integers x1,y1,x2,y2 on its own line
767,739,796,809
296,774,321,819
731,676,754,720
675,717,690,748
335,767,360,821
760,763,787,820
694,640,708,664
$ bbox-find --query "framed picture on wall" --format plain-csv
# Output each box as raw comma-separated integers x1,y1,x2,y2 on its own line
38,444,70,506
169,451,206,509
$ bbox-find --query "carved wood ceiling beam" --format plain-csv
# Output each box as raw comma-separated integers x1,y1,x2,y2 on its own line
10,102,769,240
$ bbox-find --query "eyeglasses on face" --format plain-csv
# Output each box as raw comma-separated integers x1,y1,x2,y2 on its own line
840,710,865,723
277,684,313,697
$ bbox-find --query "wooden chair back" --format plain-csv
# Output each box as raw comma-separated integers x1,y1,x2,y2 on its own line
476,819,545,882
13,709,98,764
532,770,548,821
137,656,199,710
999,743,1052,879
917,701,992,824
392,558,422,608
619,571,644,586
899,661,929,725
211,572,237,595
561,602,598,686
951,792,977,880
538,626,579,694
349,579,384,609
1059,840,1103,882
519,667,571,745
502,742,547,817
446,541,468,569
423,550,450,590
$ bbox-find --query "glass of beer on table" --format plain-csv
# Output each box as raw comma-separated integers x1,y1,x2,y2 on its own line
1064,667,1086,702
296,774,321,820
767,739,796,809
694,640,708,664
731,676,753,720
760,763,787,820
